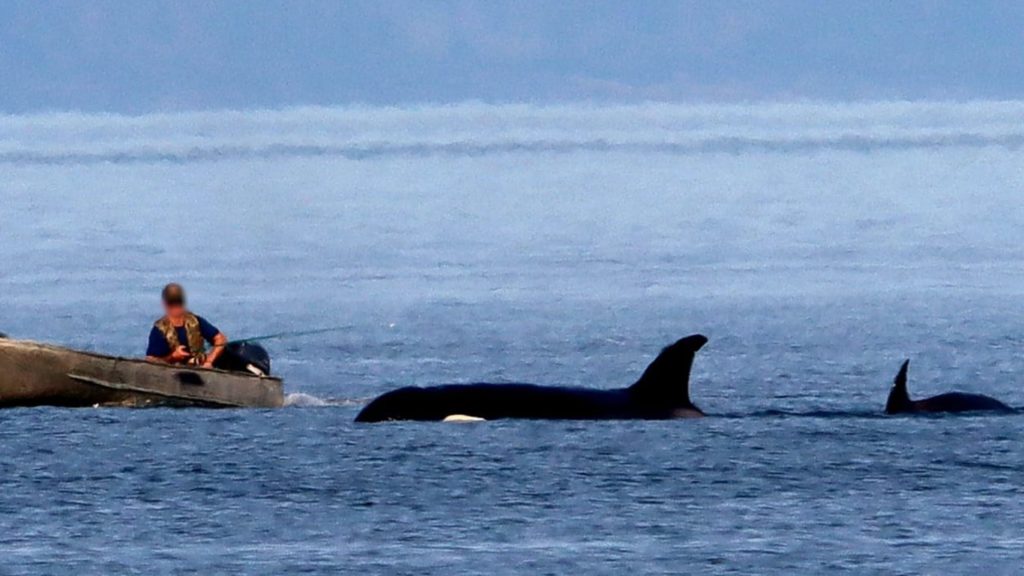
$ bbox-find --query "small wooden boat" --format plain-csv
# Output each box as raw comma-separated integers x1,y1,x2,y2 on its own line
0,337,284,408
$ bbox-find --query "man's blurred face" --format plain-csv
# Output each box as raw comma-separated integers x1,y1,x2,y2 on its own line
163,295,186,319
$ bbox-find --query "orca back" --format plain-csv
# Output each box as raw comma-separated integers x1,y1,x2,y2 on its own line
913,392,1012,413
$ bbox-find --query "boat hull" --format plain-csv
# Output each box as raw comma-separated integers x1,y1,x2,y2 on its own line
0,339,284,408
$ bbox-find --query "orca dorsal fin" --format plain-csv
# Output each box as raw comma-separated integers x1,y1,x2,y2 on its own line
629,334,708,407
885,359,912,413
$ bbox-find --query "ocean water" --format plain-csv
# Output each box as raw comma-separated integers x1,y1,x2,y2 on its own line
2,102,1024,574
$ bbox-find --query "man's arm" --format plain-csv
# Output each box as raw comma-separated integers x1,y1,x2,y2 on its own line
202,332,227,368
196,316,227,368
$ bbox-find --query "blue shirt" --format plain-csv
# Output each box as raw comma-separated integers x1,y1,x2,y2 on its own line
146,316,221,357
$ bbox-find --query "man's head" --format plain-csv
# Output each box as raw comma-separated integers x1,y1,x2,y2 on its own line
161,283,188,319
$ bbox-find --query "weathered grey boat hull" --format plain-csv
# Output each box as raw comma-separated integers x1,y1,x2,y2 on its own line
0,339,284,408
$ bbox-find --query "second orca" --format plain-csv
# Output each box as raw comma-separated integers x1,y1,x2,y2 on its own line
885,360,1013,414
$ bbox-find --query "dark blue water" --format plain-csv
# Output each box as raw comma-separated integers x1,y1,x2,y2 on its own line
3,104,1024,573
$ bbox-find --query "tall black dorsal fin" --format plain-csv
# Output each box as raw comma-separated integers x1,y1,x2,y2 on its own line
885,359,912,414
628,334,708,407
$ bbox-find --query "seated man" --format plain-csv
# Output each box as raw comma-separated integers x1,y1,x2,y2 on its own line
146,283,227,368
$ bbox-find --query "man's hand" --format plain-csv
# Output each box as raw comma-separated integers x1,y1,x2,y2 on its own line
170,345,192,362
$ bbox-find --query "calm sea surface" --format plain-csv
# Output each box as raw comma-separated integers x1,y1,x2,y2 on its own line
2,103,1024,574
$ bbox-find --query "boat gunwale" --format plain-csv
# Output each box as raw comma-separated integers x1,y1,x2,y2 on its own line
0,338,283,383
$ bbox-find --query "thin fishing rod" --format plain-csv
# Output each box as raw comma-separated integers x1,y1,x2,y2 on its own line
226,326,352,346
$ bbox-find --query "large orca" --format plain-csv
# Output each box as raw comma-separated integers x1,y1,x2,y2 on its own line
885,360,1012,414
355,334,709,422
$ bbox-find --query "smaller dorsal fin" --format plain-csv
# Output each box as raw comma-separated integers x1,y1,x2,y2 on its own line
885,359,912,414
629,334,708,407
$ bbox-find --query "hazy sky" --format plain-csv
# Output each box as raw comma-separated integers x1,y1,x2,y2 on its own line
2,0,1023,113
